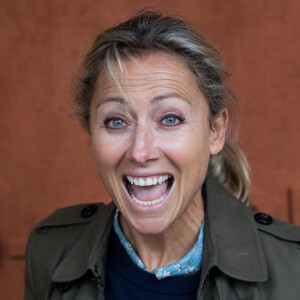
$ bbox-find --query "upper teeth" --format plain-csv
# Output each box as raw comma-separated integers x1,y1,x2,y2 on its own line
126,175,170,186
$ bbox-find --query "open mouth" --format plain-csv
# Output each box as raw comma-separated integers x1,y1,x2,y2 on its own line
124,174,174,206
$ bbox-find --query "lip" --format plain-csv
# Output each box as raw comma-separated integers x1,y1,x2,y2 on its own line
123,172,172,178
122,174,175,211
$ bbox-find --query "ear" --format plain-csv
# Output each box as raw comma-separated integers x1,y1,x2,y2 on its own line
209,109,228,155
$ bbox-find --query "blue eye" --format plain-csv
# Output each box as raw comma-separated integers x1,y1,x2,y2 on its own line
112,119,124,127
162,116,181,126
105,118,126,129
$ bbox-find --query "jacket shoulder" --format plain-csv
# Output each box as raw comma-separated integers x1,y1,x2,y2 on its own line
251,211,300,243
34,202,114,230
25,202,115,298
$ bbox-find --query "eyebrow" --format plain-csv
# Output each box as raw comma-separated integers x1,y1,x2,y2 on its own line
96,97,125,109
97,92,190,108
151,92,190,104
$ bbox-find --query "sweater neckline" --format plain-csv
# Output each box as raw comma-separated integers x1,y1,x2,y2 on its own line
107,228,202,295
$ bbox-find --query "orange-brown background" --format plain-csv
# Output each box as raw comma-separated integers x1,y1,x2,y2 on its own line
0,0,299,298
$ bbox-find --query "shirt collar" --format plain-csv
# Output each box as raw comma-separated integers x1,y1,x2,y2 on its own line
113,209,205,279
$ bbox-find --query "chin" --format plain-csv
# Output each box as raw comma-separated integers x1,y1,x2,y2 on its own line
133,219,171,236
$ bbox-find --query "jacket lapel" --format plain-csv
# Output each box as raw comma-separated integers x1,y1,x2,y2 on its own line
200,177,268,288
51,202,115,283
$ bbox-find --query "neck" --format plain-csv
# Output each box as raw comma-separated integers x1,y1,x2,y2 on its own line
120,194,204,272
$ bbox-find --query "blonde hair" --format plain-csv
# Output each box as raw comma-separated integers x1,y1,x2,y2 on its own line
74,10,250,205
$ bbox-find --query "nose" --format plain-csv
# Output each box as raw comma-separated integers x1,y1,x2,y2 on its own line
126,124,160,164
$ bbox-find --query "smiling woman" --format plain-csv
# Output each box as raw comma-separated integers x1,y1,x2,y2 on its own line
25,10,300,300
89,54,220,241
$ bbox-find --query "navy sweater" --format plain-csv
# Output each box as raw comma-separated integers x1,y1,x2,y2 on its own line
105,230,201,299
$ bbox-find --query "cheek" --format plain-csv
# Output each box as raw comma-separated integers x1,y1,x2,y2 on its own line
157,127,211,170
90,136,127,201
91,134,126,170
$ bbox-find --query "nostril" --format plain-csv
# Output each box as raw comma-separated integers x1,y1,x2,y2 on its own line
127,143,152,163
127,143,161,164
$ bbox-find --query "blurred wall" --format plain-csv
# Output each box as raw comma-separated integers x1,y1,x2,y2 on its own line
0,0,299,298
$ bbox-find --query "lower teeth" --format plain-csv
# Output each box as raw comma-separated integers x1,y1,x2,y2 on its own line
129,190,167,206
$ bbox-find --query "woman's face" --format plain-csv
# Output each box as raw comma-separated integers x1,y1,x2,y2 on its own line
89,53,226,235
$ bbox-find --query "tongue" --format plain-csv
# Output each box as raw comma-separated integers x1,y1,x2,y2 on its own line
131,181,168,202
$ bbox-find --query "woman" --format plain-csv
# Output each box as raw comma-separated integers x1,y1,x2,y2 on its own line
25,10,300,300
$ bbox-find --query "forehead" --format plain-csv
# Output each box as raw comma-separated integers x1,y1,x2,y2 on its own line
95,53,202,101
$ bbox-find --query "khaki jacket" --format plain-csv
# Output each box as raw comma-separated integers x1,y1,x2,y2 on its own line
25,178,300,299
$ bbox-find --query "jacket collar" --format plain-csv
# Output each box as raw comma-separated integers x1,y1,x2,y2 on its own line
200,177,268,287
51,178,268,284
